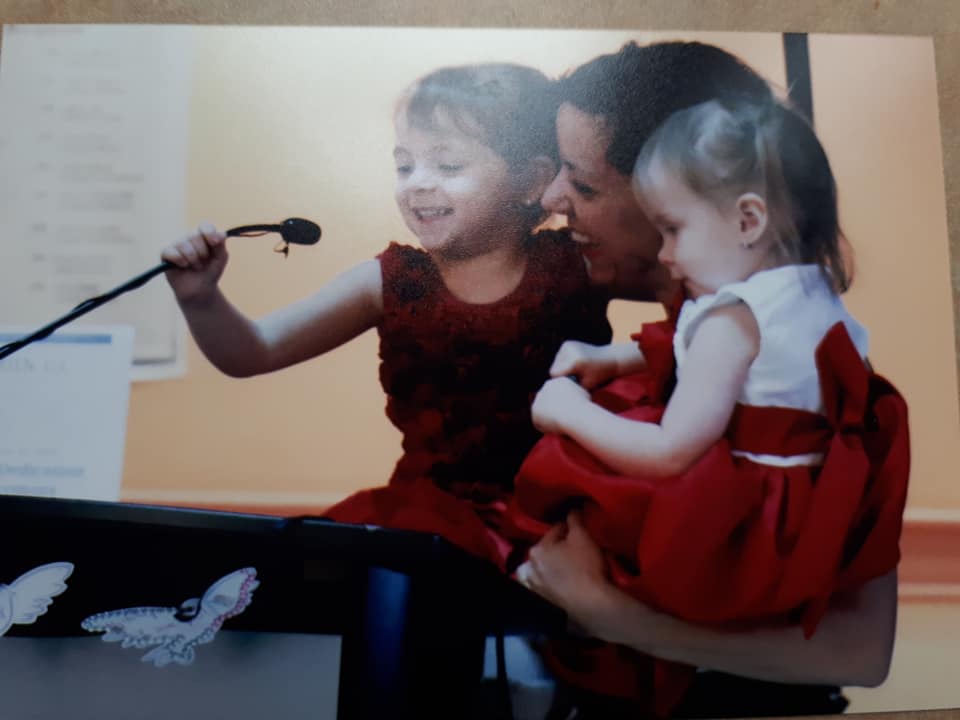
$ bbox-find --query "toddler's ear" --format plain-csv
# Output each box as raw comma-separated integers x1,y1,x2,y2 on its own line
736,192,769,249
522,155,559,206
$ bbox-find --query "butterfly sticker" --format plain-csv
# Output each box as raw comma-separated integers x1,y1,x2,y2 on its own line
0,561,74,636
80,567,259,667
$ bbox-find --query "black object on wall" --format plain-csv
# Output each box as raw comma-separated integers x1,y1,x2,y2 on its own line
784,33,815,124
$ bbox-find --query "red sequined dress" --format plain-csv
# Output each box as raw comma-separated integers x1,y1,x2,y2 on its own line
324,230,613,567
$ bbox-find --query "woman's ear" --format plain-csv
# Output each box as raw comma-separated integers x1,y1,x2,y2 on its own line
521,155,560,206
736,193,769,249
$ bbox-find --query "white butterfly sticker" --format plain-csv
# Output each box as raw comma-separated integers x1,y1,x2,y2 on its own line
0,561,74,636
81,567,259,667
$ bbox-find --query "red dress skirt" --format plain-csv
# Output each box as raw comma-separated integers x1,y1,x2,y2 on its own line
502,320,910,714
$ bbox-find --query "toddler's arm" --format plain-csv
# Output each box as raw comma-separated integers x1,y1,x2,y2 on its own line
550,340,646,389
533,303,758,477
162,223,383,378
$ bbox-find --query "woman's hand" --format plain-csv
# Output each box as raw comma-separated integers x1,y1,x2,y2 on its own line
516,511,620,639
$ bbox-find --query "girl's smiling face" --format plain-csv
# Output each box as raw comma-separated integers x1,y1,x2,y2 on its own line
393,110,522,259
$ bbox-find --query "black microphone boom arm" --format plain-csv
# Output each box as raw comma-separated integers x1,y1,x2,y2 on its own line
0,218,322,361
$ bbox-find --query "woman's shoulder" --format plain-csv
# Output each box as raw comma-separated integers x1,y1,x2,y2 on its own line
527,226,572,253
530,225,574,245
526,226,591,278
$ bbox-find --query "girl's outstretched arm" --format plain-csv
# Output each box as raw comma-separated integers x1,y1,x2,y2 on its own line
163,223,383,378
533,302,759,476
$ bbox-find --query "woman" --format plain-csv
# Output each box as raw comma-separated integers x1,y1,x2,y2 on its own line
518,40,899,718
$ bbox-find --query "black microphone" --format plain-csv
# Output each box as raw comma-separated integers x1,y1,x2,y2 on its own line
0,218,323,360
216,218,321,260
228,218,321,246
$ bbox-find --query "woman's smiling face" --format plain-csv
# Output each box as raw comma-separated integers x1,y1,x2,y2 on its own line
540,103,675,302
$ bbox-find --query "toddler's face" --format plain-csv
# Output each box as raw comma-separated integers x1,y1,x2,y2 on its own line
637,158,759,298
393,110,519,258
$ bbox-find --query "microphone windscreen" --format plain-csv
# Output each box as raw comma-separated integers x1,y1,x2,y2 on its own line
281,218,322,245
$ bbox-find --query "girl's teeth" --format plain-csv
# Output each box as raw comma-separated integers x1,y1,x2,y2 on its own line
417,208,451,218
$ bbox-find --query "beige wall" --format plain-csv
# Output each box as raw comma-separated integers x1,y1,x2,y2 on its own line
808,34,958,512
118,29,957,514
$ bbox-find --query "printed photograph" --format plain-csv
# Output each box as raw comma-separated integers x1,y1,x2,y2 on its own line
0,24,957,719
